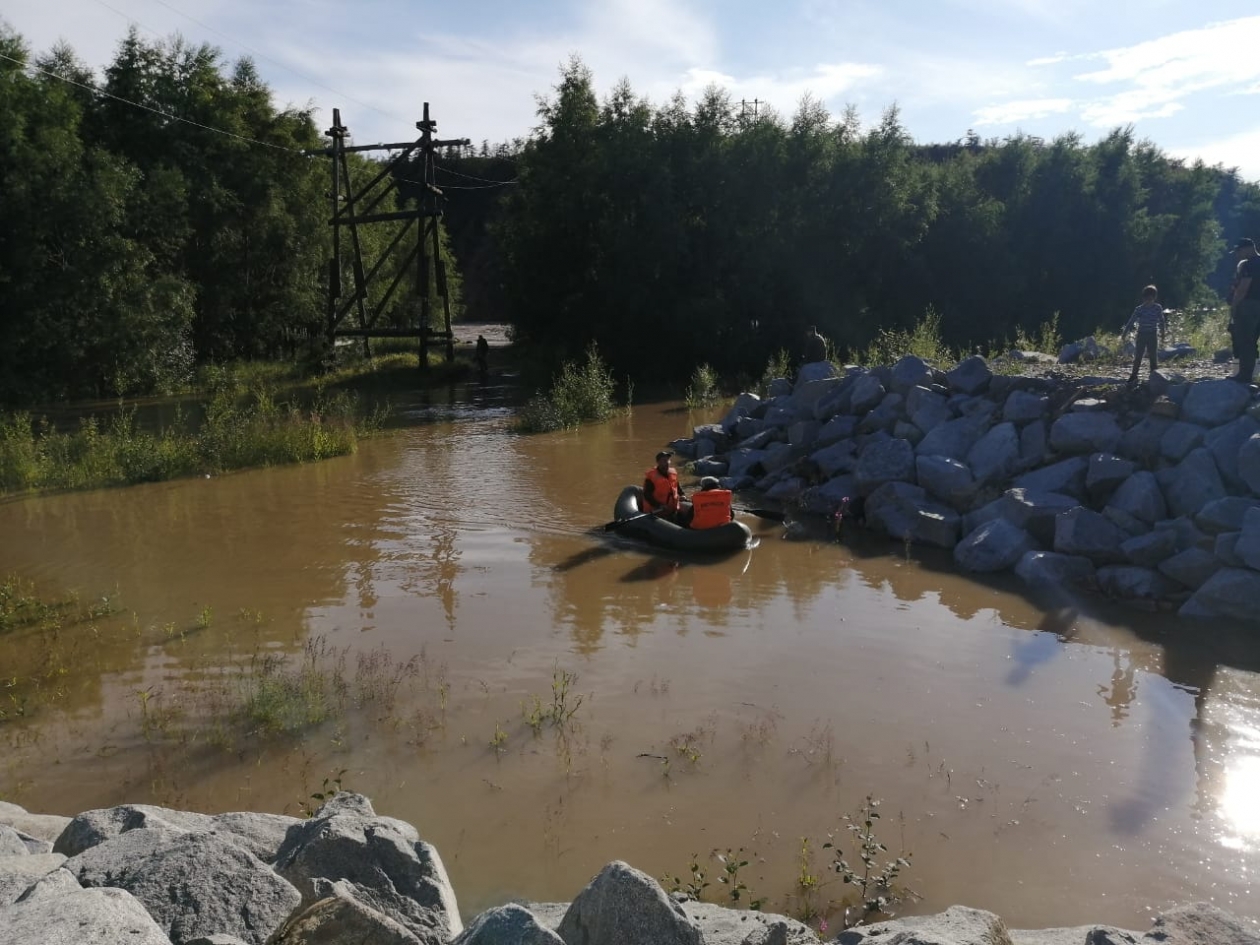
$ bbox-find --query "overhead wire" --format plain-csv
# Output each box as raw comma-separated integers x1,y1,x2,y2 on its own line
435,162,520,186
0,50,305,154
89,0,220,74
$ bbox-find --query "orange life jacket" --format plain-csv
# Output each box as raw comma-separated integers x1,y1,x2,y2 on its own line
690,489,732,529
643,467,680,512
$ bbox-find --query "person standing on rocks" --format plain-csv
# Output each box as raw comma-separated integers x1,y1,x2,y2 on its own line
1121,284,1166,387
1230,238,1260,384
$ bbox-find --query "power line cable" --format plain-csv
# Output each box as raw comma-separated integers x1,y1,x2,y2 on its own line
434,162,519,186
0,50,305,154
145,0,406,123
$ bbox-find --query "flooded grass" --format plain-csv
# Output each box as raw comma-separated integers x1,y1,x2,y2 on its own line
514,343,623,433
0,381,384,497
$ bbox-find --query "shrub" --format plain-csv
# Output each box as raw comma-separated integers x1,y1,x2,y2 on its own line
684,363,721,409
860,309,953,367
514,343,620,433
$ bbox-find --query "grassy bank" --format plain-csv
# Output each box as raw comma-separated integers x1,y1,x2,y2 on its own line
0,380,384,497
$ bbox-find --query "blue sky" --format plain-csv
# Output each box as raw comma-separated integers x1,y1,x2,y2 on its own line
6,1,1260,179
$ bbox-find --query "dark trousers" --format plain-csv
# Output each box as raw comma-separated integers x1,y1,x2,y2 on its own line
1130,330,1158,381
1235,299,1260,381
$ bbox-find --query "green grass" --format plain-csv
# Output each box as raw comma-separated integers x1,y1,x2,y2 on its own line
0,380,384,497
514,342,622,433
859,309,955,367
684,363,722,409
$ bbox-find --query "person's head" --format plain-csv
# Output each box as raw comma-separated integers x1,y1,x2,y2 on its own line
1141,285,1158,302
655,450,673,472
1234,237,1256,258
699,476,720,491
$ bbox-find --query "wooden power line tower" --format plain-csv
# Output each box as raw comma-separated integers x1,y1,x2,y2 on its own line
308,103,469,365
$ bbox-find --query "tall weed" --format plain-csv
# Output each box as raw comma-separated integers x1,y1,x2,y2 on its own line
515,343,620,433
860,310,953,367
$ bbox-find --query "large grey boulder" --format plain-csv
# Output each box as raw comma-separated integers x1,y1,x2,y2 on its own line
1160,421,1207,462
1014,551,1096,591
0,825,31,856
15,866,81,903
1108,471,1167,525
968,422,1021,485
907,386,952,434
917,415,989,462
0,852,67,907
1097,566,1177,602
1180,379,1252,427
1234,507,1260,570
1216,531,1244,567
1086,453,1137,504
1011,924,1140,945
849,375,886,414
815,415,858,447
273,793,461,945
679,901,818,945
798,475,859,515
1182,568,1260,620
1118,415,1174,464
857,392,905,434
726,449,770,481
916,455,976,507
0,802,71,845
53,805,299,864
719,393,762,432
855,438,916,492
1122,529,1180,568
1158,547,1220,590
272,888,423,945
1002,489,1081,547
946,356,992,394
66,828,300,945
1003,390,1049,424
788,421,821,450
556,861,701,945
889,355,934,394
790,379,843,417
1054,508,1127,564
0,886,173,945
1206,415,1260,490
1143,901,1260,945
453,904,564,945
1049,412,1123,454
1240,432,1260,495
836,905,1011,945
955,519,1037,572
795,362,837,385
1014,456,1090,500
809,440,857,478
1195,497,1260,535
692,423,730,453
1020,419,1048,467
1156,449,1227,519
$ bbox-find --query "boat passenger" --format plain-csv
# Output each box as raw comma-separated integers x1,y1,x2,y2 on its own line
689,476,734,529
643,450,688,523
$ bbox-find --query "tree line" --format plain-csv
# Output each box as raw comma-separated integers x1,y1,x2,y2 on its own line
6,31,1260,405
484,58,1260,383
0,26,456,405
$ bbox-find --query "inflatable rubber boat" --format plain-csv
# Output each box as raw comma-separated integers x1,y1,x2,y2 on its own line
609,485,754,553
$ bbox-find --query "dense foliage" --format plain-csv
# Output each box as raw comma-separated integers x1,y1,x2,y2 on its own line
0,26,458,405
491,58,1260,381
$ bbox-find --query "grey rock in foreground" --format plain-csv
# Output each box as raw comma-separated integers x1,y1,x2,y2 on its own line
1142,901,1260,945
65,828,300,945
53,804,298,863
0,803,70,846
556,861,702,945
680,900,818,945
272,890,423,945
0,886,174,945
836,904,1014,944
0,853,68,907
274,792,461,945
454,904,565,945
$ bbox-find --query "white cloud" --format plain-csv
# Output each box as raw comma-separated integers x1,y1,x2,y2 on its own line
673,62,881,118
1070,15,1260,127
973,97,1074,126
1172,127,1260,181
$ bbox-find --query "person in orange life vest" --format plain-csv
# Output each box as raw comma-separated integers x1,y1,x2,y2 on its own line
689,476,734,530
642,450,688,522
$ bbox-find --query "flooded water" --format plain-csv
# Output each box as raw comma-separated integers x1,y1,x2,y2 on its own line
1,374,1259,932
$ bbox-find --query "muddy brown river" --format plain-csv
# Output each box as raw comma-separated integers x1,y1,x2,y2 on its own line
1,376,1258,932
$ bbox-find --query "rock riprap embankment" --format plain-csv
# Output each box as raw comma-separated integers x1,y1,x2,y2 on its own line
673,356,1260,620
1,797,1255,945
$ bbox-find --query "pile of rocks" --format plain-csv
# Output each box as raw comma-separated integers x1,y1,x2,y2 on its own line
0,796,1253,945
673,355,1260,620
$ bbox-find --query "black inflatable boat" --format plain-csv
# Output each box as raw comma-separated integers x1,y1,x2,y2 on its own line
609,485,753,553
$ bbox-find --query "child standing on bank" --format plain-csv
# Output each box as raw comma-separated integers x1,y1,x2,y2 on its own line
1121,285,1167,386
